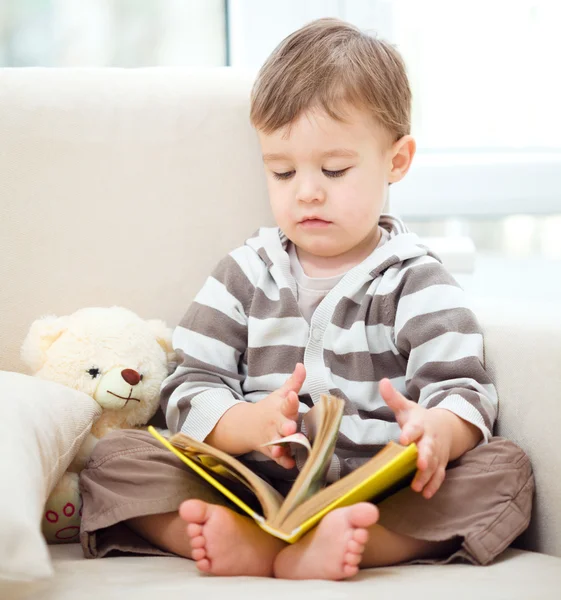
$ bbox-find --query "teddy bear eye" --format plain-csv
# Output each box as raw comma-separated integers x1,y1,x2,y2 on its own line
87,368,101,379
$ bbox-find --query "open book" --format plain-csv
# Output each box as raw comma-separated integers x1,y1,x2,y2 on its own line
148,394,417,543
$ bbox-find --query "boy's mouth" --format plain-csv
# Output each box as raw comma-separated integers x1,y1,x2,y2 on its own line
298,217,332,228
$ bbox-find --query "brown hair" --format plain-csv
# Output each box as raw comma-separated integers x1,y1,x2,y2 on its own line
250,18,411,145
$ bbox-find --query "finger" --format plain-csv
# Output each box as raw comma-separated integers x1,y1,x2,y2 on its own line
269,443,293,460
416,437,435,472
281,390,300,421
278,455,295,469
280,418,297,437
422,466,446,499
412,466,431,493
379,378,413,426
277,363,306,397
411,442,437,492
400,419,425,445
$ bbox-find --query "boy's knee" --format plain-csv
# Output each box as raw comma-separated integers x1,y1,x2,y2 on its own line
466,437,531,471
86,428,159,468
454,436,534,500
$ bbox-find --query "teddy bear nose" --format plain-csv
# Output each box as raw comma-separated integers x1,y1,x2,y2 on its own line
121,369,141,386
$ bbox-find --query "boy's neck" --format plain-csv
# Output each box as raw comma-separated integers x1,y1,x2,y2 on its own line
295,226,382,278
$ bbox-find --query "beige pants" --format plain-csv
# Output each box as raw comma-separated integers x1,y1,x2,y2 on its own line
79,429,534,566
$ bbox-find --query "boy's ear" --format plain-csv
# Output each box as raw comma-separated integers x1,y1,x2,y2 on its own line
388,135,416,184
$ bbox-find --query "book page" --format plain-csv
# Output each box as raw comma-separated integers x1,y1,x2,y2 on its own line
169,433,284,519
279,442,415,534
261,432,311,468
270,395,344,527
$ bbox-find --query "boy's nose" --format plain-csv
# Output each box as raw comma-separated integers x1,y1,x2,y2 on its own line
296,182,326,204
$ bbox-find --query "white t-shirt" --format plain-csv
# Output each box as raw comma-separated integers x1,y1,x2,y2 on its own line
288,226,390,323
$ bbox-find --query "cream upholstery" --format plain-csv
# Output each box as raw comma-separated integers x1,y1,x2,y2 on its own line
0,67,272,376
1,545,559,600
0,67,560,598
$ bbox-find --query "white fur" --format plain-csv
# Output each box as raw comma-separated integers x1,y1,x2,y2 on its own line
21,305,175,544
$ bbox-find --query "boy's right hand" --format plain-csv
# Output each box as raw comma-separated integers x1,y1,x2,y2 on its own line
252,362,306,469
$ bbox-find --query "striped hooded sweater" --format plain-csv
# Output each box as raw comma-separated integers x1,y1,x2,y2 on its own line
161,214,498,482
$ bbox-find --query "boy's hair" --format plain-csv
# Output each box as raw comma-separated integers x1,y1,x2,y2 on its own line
250,18,411,145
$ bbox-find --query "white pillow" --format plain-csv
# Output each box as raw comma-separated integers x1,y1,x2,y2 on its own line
0,371,101,582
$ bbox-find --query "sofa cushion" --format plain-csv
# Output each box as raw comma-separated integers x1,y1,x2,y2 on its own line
3,544,560,600
0,371,101,583
476,299,561,557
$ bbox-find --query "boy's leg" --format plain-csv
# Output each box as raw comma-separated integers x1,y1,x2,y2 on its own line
275,437,533,579
373,436,534,566
80,428,285,576
79,429,241,559
126,502,287,576
126,511,193,558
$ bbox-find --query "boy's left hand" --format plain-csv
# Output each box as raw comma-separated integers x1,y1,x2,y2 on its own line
379,378,454,499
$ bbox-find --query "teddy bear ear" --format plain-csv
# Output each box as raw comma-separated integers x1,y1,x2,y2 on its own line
20,315,68,373
146,319,177,373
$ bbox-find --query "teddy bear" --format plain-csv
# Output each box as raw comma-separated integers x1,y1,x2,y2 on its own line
20,306,175,544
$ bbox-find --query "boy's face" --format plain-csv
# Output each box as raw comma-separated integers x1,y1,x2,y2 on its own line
258,106,414,267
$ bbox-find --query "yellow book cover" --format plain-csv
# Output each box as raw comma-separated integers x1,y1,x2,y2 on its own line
148,395,417,543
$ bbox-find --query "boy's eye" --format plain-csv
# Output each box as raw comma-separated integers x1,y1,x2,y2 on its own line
323,168,349,178
272,170,294,180
272,168,349,181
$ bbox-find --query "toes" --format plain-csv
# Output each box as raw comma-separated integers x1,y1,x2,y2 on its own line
348,503,379,529
344,551,362,566
179,499,209,524
186,523,203,538
342,564,359,578
189,535,206,549
347,539,364,554
352,527,369,546
196,558,211,573
191,547,206,561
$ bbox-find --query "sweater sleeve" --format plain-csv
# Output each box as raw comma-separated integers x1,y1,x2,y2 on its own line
391,258,498,442
160,250,255,440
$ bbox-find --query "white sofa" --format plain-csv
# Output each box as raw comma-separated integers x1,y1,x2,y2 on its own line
1,67,560,599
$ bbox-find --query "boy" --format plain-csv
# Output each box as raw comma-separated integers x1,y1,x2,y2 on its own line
79,18,533,579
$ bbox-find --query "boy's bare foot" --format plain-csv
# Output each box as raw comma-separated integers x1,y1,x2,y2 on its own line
274,503,379,580
179,500,285,576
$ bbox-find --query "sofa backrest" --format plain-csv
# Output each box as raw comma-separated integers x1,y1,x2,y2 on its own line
0,67,273,373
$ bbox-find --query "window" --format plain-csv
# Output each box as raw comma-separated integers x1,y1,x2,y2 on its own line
0,0,226,67
227,0,561,263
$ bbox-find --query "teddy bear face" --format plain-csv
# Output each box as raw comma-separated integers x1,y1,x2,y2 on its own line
22,307,173,430
39,327,165,418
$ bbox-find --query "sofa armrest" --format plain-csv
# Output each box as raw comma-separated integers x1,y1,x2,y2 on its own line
475,299,561,558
